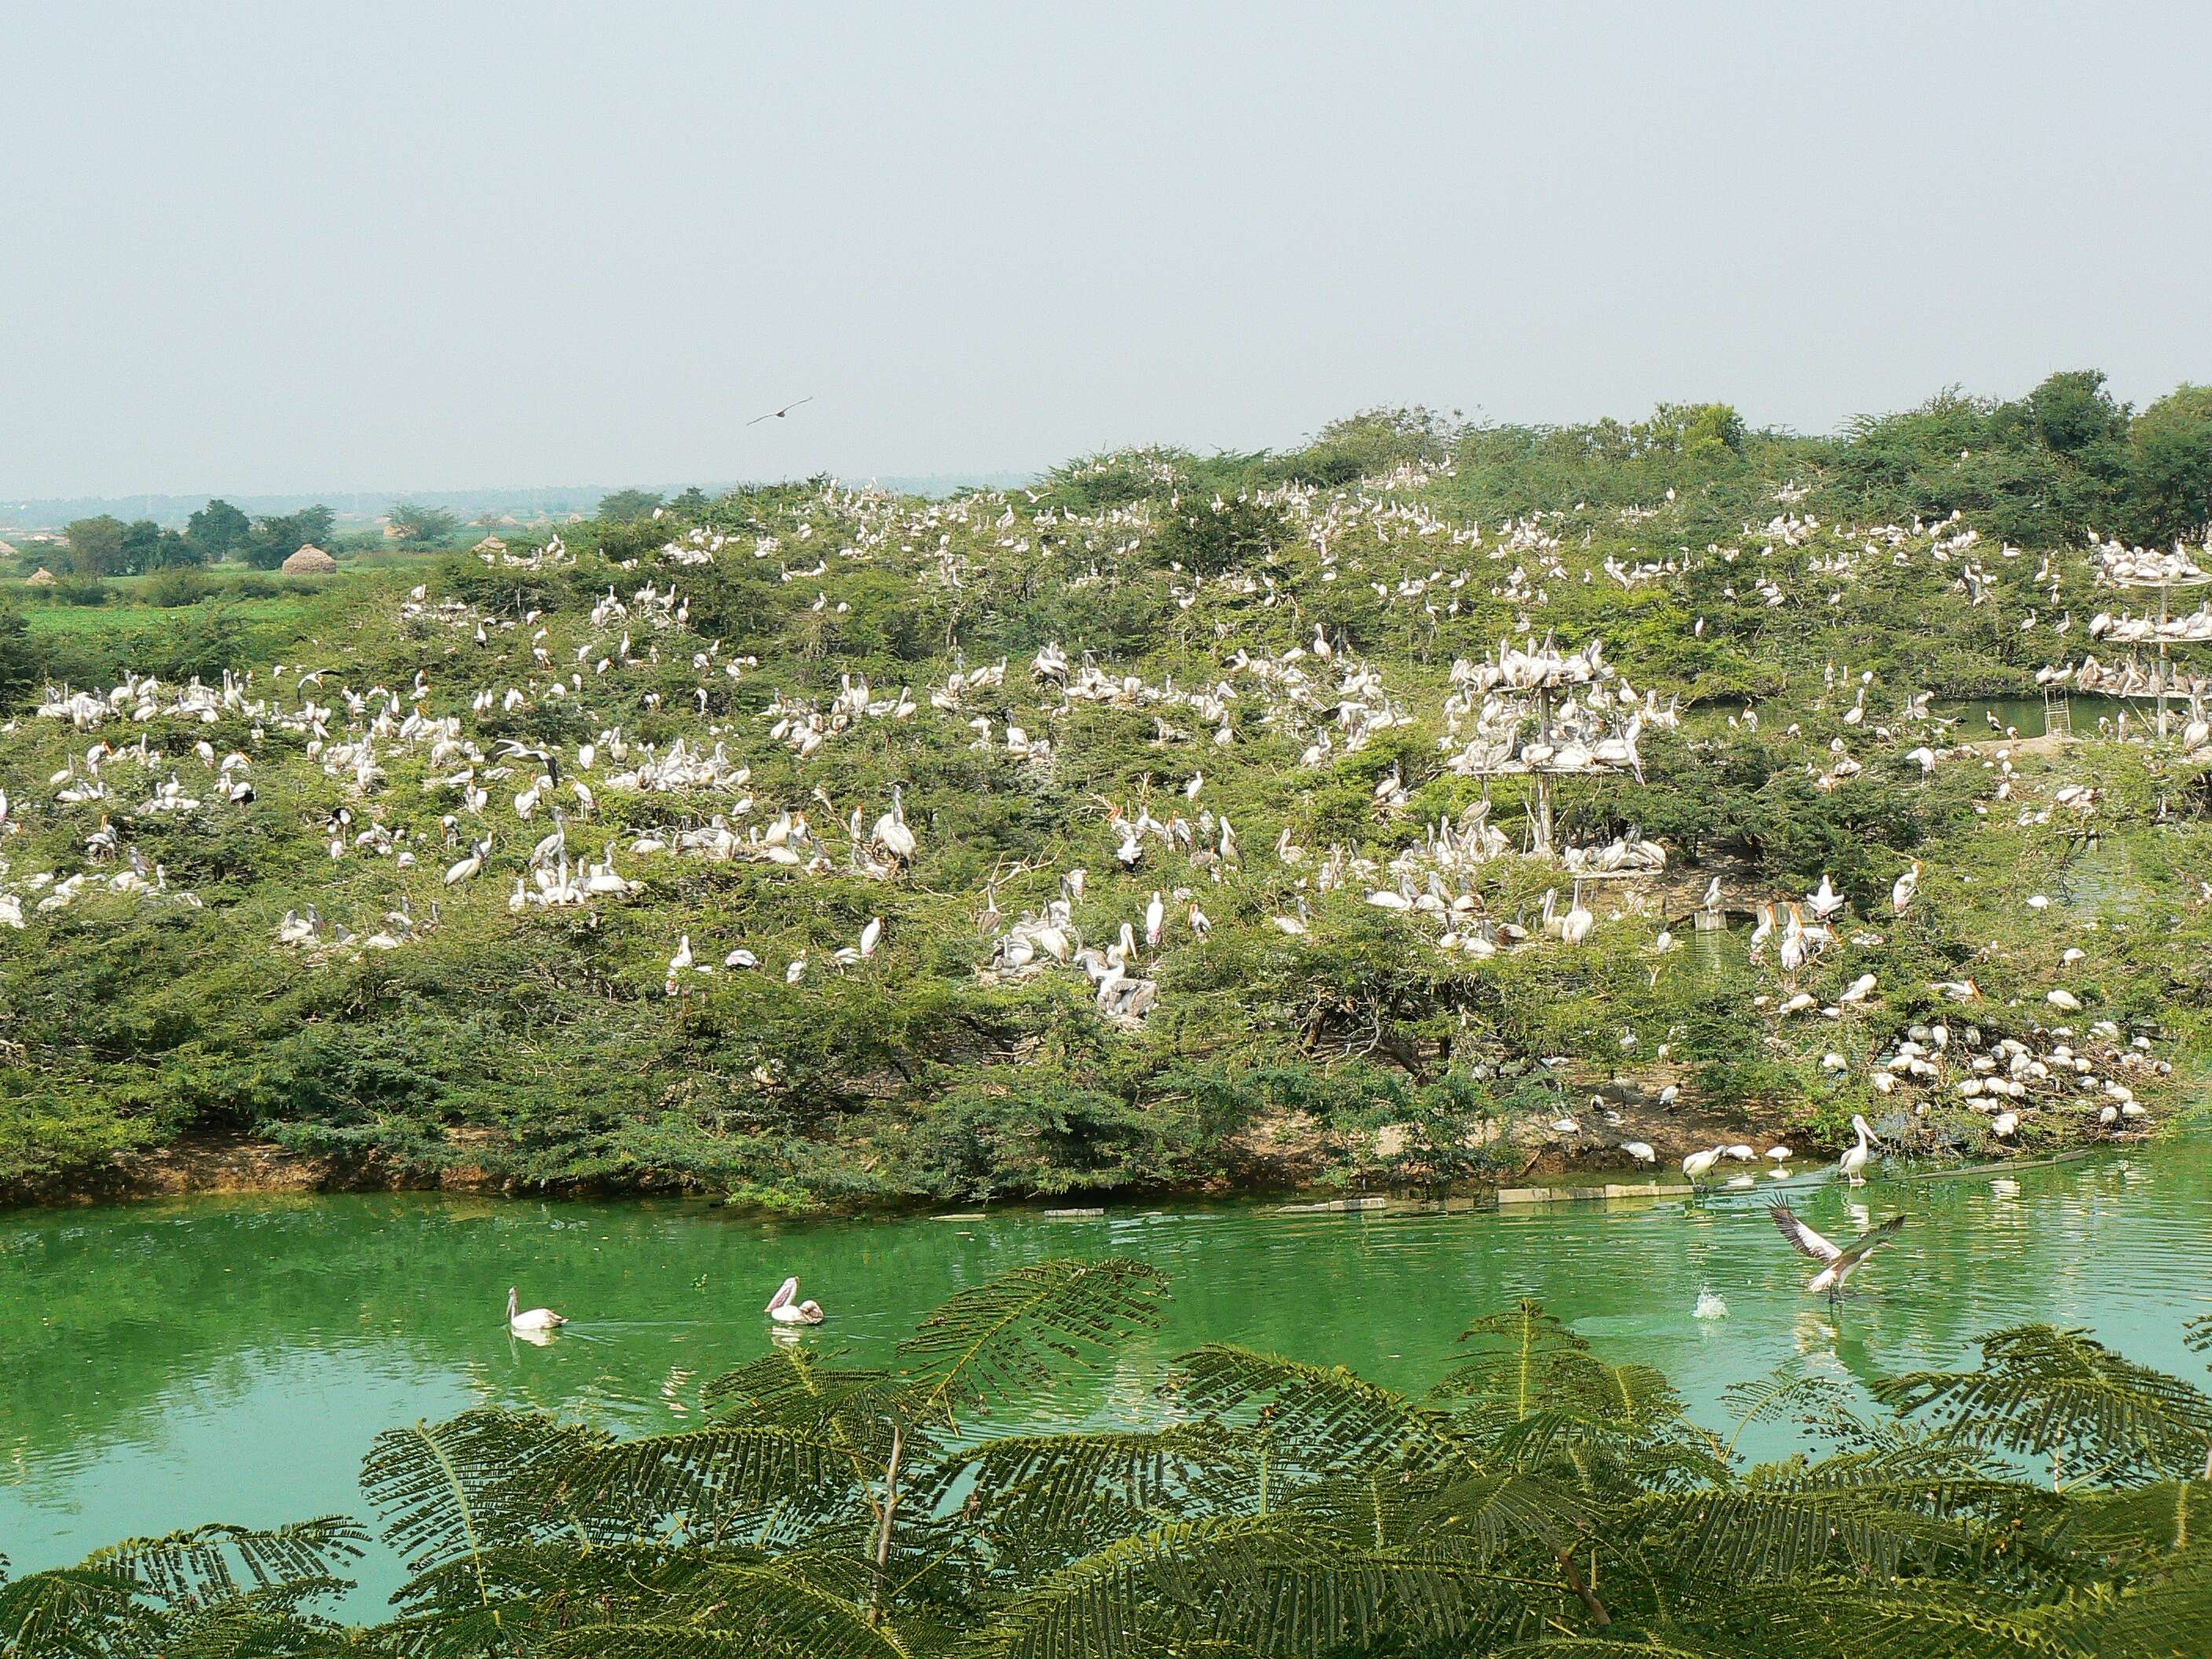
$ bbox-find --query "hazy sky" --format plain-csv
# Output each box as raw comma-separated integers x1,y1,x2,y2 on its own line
5,3,2210,496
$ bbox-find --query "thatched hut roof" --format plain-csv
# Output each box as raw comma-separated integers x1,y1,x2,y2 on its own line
24,566,57,586
472,534,508,553
282,544,339,574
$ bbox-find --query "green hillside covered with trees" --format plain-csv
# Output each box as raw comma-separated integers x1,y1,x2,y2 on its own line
3,373,2211,1207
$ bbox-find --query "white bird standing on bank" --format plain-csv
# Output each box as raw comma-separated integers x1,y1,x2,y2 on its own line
507,1287,567,1331
1838,1113,1877,1186
1768,1206,1907,1308
1682,1145,1727,1181
765,1276,825,1324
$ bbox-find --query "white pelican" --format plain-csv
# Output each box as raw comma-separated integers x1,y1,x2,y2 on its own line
507,1287,567,1332
1838,1114,1877,1186
1891,861,1919,914
871,786,917,863
1807,874,1843,919
1768,1205,1906,1306
1560,889,1594,945
444,837,489,885
765,1276,825,1325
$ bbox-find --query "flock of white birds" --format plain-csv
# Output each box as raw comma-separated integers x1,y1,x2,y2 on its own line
2,469,2203,1169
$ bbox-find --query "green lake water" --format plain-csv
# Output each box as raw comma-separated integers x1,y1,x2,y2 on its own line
5,1144,2211,1613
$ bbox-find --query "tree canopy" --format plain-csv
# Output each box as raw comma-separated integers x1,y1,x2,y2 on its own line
386,502,461,544
185,498,251,562
597,487,665,522
241,504,335,569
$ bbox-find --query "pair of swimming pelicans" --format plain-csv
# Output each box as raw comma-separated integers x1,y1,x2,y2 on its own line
505,1197,1909,1335
505,1276,823,1334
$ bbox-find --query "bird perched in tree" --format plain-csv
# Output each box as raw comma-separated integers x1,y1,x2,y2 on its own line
1892,860,1920,914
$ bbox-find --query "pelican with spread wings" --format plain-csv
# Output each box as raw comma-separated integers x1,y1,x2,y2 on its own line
1769,1204,1906,1306
747,396,815,427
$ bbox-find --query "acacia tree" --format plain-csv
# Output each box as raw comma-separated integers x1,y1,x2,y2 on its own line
60,515,125,577
387,502,462,545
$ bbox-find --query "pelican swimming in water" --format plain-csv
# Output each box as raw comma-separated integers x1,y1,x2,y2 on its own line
1769,1205,1906,1307
765,1276,825,1325
507,1287,567,1332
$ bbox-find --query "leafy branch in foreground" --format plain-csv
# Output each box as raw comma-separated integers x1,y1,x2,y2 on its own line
1873,1324,2212,1487
13,1258,2212,1657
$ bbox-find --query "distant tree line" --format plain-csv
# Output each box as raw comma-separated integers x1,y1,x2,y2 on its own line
1046,373,2212,548
1832,371,2212,548
49,500,336,577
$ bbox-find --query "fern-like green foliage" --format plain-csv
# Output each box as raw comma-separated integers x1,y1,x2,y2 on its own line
0,1521,364,1659
895,1256,1165,1421
944,1423,1250,1537
82,1518,366,1607
361,1409,620,1573
19,1265,2212,1659
1170,1345,1463,1478
1439,1301,1722,1483
1873,1324,2212,1485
